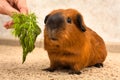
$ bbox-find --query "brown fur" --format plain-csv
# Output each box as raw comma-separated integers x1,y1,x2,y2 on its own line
44,9,107,74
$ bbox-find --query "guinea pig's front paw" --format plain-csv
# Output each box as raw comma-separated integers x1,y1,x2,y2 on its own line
42,67,56,72
94,63,103,68
69,71,81,75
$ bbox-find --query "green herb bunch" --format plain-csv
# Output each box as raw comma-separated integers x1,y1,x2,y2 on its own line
12,13,41,63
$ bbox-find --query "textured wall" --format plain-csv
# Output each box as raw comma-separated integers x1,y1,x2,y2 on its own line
0,0,120,42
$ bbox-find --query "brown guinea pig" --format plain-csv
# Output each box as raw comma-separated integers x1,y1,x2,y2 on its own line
44,9,107,74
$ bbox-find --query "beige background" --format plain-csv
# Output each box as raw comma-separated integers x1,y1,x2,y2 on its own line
0,0,120,42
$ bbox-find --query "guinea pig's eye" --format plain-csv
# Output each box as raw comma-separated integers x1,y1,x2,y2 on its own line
67,17,71,23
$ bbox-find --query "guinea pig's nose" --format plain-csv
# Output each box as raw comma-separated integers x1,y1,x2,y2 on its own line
46,13,64,29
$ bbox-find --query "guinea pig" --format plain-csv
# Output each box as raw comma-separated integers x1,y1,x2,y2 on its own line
43,9,107,74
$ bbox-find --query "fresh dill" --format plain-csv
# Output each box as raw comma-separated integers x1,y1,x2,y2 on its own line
11,13,41,63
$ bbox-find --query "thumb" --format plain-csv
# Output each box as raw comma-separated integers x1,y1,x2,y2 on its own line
19,7,28,14
16,0,28,14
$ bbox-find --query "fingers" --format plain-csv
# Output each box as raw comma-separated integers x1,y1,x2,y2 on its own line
0,0,19,16
5,4,19,16
4,21,14,29
1,0,28,29
0,0,28,16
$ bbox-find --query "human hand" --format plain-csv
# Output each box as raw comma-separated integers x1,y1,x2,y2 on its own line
0,0,28,29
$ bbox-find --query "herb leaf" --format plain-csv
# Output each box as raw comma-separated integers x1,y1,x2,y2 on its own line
11,13,41,63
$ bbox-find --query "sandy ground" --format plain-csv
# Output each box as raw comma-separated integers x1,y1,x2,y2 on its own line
0,45,120,80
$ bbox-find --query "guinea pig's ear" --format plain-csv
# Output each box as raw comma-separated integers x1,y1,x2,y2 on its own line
75,14,86,32
44,14,50,24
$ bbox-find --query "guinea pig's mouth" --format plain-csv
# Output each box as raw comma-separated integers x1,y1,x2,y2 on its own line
47,29,58,41
48,34,58,41
50,37,58,41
